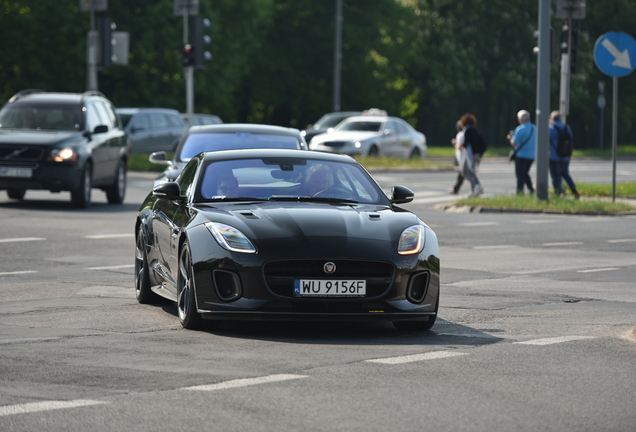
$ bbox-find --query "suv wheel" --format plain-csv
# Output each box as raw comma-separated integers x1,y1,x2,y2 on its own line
71,162,92,208
106,160,127,204
7,189,26,200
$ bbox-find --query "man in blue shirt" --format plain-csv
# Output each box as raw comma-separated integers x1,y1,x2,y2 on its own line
507,110,536,194
549,111,580,199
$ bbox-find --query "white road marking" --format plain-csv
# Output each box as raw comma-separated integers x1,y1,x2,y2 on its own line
607,239,636,243
0,337,62,344
0,271,38,276
181,374,308,392
366,351,467,364
473,245,517,250
0,237,46,243
577,267,620,273
86,265,134,270
459,222,499,227
0,400,107,417
84,234,134,239
522,220,557,224
514,336,596,346
543,242,583,246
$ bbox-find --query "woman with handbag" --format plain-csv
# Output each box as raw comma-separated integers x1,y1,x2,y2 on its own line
507,110,536,195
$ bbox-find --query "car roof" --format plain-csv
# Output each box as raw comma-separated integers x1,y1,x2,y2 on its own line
116,107,181,115
7,90,108,105
187,123,301,137
200,148,356,163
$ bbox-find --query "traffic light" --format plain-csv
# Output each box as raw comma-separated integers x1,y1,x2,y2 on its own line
182,43,195,67
570,21,580,74
560,22,569,54
192,16,212,68
98,17,116,68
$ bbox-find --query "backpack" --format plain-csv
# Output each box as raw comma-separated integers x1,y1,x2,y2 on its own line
464,127,488,155
556,125,573,157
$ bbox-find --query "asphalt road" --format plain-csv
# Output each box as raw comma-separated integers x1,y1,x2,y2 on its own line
0,158,634,431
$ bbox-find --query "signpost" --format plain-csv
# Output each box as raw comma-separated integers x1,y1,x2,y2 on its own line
593,32,636,201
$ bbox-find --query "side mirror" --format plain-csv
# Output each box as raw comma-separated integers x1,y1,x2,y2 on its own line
390,185,414,204
152,181,185,201
93,125,108,134
149,151,170,165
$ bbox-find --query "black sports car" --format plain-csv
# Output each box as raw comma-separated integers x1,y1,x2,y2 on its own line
135,149,440,331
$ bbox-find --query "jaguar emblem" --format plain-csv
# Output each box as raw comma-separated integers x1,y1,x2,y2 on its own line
323,262,336,274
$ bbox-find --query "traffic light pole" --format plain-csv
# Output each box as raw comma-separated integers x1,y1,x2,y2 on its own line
183,12,194,127
87,9,99,91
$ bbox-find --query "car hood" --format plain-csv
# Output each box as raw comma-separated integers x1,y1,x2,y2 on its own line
311,130,379,145
193,201,422,257
0,129,81,146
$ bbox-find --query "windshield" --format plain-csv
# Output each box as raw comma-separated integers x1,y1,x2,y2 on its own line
118,113,133,127
336,120,383,132
313,114,352,129
197,157,383,204
0,104,82,131
179,133,301,161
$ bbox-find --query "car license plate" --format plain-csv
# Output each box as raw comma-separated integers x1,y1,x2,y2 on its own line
294,279,366,297
0,167,32,178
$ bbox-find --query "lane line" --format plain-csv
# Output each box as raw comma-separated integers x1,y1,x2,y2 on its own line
459,222,499,227
86,265,134,271
543,242,583,246
0,237,46,243
522,220,557,224
181,374,308,392
84,234,134,239
473,245,517,250
0,271,38,276
514,336,596,346
0,337,62,344
577,267,619,273
366,351,467,364
607,239,636,243
0,400,107,417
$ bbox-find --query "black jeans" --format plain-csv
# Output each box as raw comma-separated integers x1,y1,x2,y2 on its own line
549,159,578,195
515,157,534,193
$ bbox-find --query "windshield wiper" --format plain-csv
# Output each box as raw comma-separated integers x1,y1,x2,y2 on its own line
269,196,360,204
203,196,267,202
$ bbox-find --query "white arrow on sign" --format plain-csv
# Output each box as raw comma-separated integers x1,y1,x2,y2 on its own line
602,38,632,69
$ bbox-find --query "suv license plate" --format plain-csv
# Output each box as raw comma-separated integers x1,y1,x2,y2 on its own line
0,167,32,178
294,280,366,297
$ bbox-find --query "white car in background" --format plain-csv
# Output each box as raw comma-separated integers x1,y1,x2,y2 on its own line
309,113,426,159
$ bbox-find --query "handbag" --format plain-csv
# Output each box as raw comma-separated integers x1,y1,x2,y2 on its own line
508,149,516,161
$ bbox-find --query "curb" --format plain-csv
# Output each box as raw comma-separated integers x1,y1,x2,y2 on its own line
433,203,636,216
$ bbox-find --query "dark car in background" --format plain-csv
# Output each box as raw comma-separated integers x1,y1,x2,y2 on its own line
301,111,361,144
0,90,129,208
116,107,187,153
135,148,440,331
149,123,307,185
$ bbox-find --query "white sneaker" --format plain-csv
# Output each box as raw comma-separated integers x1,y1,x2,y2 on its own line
472,186,484,197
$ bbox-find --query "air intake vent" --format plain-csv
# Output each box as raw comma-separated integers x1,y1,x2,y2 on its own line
213,270,242,301
407,272,430,303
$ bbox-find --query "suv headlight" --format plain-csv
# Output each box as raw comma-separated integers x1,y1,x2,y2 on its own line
397,225,425,255
49,148,77,162
205,222,257,253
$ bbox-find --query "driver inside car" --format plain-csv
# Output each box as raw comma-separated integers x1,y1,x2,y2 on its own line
304,164,334,196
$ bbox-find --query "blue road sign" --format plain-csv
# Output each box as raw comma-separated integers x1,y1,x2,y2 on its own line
594,32,636,77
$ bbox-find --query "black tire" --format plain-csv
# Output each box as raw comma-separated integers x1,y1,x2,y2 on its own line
7,189,25,200
71,162,92,208
106,160,127,204
135,226,160,304
368,145,379,157
177,241,204,330
409,147,421,159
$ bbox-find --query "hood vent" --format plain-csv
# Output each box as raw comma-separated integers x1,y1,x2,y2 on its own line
237,210,259,219
367,213,381,220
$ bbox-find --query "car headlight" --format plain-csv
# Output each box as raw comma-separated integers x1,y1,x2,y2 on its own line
205,222,257,254
49,148,77,162
397,225,425,255
354,141,362,148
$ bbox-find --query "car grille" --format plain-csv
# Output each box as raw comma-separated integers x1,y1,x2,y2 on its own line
321,141,348,148
0,145,44,164
263,259,394,298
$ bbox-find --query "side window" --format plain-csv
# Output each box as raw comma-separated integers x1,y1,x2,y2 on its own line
149,113,170,128
396,121,409,135
384,121,398,135
93,101,114,129
177,158,200,196
85,104,101,133
131,114,150,130
100,101,119,129
168,114,186,127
